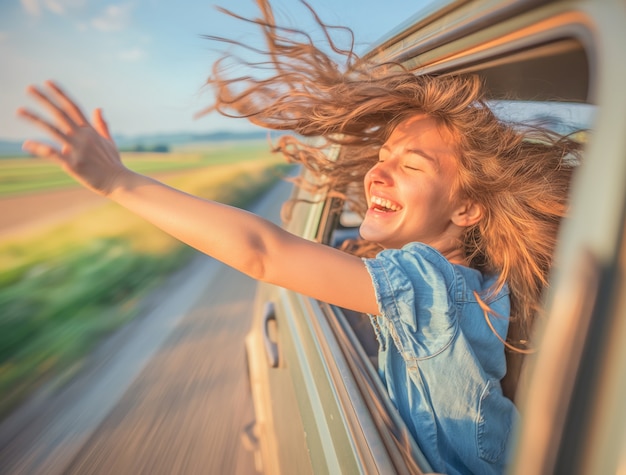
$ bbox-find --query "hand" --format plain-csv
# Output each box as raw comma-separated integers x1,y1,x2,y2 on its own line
17,81,129,196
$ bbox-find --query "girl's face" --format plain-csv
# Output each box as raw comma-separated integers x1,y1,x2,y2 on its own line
361,114,477,258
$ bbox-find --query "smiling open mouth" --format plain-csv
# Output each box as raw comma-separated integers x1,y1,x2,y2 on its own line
370,196,401,212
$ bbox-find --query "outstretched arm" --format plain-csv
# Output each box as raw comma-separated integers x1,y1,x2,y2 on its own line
17,81,379,315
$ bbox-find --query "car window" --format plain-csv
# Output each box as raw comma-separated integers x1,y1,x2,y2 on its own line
490,100,595,137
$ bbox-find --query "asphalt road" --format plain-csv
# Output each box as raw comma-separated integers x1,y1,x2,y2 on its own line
0,179,293,475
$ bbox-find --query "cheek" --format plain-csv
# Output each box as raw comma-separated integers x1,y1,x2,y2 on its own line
363,166,375,184
363,170,374,196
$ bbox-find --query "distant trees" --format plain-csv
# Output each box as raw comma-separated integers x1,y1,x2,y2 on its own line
122,144,170,153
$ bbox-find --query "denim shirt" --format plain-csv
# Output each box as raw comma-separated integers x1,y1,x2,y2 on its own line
363,243,517,475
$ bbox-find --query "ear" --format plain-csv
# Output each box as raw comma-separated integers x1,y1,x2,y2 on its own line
451,200,482,227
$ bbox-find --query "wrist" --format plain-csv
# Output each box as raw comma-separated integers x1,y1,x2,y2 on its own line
106,168,147,198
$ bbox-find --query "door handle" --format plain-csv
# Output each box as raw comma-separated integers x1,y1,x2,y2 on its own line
262,302,279,368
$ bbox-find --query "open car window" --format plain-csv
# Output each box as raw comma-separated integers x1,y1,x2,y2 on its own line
315,100,598,365
312,98,597,472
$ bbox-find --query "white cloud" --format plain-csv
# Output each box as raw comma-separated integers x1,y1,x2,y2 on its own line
43,0,64,15
20,0,85,16
118,47,145,62
91,4,132,32
20,0,40,16
0,32,8,43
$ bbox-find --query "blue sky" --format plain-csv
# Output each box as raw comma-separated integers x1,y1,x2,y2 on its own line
0,0,431,141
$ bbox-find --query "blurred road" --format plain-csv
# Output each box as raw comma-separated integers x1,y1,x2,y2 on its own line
0,179,293,475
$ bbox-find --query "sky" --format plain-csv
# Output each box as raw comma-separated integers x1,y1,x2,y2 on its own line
0,0,432,142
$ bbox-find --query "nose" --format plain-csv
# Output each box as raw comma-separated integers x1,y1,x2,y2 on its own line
366,160,393,185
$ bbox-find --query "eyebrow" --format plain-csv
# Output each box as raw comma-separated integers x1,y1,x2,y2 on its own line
406,148,438,165
381,144,439,168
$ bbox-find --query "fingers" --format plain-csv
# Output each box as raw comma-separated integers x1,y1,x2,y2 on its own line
25,84,76,134
92,108,113,140
46,81,89,127
16,106,70,145
24,81,87,135
18,80,115,169
22,139,64,161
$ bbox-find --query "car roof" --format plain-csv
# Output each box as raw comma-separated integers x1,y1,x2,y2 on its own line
364,0,591,103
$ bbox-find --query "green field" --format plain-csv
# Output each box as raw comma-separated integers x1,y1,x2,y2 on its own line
0,141,270,197
0,143,292,420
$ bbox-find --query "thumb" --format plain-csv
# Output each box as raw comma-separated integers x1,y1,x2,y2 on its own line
92,108,113,141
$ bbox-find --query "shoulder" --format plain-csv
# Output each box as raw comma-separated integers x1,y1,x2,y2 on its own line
364,242,457,296
363,243,460,357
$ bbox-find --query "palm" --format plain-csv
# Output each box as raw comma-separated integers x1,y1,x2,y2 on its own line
17,81,128,196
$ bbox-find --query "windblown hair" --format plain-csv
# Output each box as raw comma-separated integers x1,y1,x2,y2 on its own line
201,0,582,354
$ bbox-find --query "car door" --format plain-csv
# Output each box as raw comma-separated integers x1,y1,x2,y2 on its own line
247,173,431,474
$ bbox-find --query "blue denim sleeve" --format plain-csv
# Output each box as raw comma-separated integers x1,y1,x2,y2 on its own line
363,243,459,359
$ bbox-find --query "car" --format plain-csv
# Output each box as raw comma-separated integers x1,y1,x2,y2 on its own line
243,0,626,473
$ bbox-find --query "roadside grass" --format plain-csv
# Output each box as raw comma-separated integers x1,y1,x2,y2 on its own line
0,149,291,420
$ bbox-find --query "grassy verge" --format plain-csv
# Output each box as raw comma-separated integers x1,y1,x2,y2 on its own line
0,152,291,420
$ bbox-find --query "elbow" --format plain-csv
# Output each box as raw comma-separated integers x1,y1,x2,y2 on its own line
244,254,268,282
240,235,271,282
230,219,288,284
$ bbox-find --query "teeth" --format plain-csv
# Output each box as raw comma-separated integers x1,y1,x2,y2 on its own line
370,196,400,211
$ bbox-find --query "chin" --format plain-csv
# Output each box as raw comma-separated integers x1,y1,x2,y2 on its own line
359,228,382,245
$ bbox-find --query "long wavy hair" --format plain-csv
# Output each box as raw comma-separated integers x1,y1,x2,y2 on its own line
201,0,582,360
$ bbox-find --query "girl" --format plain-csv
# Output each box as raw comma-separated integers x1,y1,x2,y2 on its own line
17,1,580,473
